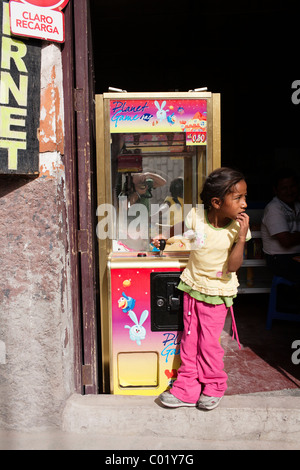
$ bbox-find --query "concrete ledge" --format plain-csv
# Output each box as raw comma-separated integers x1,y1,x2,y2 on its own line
62,392,300,445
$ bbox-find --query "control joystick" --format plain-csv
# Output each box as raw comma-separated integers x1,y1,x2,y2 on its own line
158,239,166,257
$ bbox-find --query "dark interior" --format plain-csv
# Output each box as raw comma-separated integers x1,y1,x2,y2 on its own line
88,1,300,393
90,0,299,206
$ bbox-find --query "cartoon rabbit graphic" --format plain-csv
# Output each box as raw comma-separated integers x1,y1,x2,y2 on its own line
124,310,149,345
154,100,168,122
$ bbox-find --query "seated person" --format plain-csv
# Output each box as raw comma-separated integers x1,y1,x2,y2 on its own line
261,168,300,283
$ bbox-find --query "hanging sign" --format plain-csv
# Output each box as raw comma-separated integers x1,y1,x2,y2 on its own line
0,0,41,175
109,99,207,145
9,0,70,43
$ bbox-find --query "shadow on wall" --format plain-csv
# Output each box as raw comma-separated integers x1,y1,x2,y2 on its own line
0,175,38,198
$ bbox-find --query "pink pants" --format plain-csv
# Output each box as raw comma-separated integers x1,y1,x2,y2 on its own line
170,293,238,403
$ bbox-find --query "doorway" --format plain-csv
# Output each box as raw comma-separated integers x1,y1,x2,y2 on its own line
63,0,300,395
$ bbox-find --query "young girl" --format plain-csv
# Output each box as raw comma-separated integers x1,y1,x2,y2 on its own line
158,167,250,410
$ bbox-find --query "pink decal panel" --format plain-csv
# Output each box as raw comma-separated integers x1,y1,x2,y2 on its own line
110,266,183,395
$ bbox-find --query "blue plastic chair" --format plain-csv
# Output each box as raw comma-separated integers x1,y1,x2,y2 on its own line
266,276,300,329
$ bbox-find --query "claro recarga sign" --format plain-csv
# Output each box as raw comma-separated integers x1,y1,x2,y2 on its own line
0,0,41,174
9,0,70,43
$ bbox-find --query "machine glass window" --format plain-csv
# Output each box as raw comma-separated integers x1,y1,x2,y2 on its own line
110,131,207,253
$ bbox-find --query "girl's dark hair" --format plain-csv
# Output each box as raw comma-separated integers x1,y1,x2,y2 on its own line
200,167,245,209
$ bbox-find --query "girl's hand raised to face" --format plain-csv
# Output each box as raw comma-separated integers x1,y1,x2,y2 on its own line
236,212,249,240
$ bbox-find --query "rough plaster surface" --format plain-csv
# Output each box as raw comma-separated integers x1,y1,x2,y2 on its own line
0,44,74,430
39,43,64,155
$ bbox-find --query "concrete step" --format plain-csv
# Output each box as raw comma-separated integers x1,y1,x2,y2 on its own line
62,391,300,448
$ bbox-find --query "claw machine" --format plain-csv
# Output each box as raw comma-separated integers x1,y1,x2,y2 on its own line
96,91,221,394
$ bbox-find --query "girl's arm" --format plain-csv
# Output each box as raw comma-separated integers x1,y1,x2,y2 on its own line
151,220,186,248
227,213,249,272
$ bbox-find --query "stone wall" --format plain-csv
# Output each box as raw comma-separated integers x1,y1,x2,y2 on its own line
0,43,74,430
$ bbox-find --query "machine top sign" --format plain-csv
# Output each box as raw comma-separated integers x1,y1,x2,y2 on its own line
109,98,208,146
